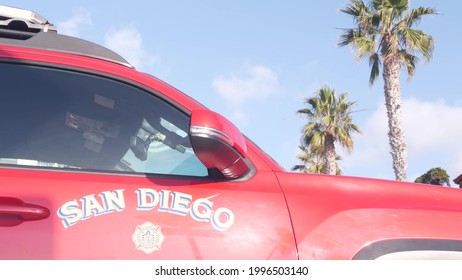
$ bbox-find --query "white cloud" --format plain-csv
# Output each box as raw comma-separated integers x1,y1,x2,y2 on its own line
104,26,160,71
57,8,91,37
404,98,462,179
57,12,159,71
342,97,462,181
212,65,279,106
404,98,462,155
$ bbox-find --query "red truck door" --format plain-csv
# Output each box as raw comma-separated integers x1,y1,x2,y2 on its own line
0,60,296,259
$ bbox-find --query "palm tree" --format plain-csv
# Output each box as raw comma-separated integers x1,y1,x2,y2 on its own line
297,86,361,175
338,0,436,181
292,145,343,175
292,145,323,173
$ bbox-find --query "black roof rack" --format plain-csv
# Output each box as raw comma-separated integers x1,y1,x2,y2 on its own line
0,4,57,34
0,31,134,68
0,5,133,68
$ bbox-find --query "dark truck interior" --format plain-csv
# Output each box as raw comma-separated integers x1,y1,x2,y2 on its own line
0,63,191,172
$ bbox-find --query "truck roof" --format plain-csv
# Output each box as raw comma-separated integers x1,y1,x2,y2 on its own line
0,4,133,68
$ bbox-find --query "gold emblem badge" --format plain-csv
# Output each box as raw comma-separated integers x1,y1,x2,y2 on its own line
132,222,165,254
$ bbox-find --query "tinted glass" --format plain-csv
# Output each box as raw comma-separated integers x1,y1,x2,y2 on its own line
0,63,208,177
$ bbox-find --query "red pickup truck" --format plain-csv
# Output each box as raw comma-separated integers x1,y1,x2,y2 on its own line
1,5,462,260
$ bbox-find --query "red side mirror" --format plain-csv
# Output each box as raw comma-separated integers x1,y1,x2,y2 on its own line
190,110,250,179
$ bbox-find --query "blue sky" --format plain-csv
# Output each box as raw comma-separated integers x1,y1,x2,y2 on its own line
4,1,462,183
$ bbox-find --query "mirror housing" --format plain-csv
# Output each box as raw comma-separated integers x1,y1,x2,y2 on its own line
190,110,250,179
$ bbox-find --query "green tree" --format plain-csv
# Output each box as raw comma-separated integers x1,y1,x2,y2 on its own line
292,145,342,175
338,0,436,181
297,86,361,175
415,167,451,187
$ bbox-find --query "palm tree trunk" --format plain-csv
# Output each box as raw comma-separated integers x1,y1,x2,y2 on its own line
324,134,337,175
383,54,407,181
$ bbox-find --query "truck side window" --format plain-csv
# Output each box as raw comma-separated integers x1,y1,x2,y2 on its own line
0,63,208,177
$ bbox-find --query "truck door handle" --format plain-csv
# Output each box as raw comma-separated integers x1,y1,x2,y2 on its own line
0,197,50,226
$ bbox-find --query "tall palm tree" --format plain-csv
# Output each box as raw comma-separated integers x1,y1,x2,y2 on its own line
298,86,361,175
338,0,436,181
